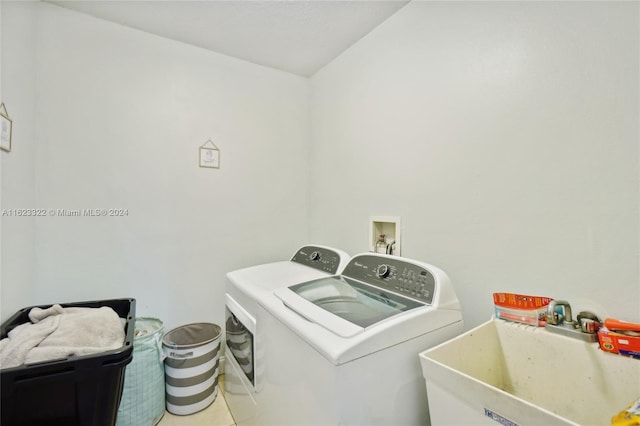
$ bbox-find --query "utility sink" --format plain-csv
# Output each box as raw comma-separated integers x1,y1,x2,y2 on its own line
419,319,640,426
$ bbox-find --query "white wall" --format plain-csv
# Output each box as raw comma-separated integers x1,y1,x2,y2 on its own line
0,0,3,318
1,1,38,321
2,1,638,333
310,1,639,328
0,1,3,318
1,3,310,329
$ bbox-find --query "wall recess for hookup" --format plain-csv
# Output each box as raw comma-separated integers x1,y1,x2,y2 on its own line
369,216,401,256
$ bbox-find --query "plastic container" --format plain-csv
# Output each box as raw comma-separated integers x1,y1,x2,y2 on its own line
493,292,552,326
116,318,166,426
1,298,135,426
162,322,221,415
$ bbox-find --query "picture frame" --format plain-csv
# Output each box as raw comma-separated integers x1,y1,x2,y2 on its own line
0,103,12,153
199,139,220,169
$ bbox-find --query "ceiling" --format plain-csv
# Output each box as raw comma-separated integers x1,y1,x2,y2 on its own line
45,0,409,77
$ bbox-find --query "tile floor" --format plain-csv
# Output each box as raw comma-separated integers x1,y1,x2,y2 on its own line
158,375,236,426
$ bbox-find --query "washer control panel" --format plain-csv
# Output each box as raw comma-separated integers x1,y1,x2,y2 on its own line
291,245,344,274
342,255,436,305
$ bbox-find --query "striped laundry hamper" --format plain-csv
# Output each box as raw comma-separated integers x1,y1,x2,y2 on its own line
162,323,221,415
116,317,166,426
225,314,253,383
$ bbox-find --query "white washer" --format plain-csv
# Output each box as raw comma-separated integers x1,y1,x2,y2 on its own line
255,253,463,426
224,245,350,426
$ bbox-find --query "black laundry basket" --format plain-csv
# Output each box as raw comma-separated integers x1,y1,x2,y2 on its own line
0,298,136,426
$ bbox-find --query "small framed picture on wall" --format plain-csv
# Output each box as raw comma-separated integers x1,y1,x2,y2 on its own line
199,139,220,169
0,103,12,153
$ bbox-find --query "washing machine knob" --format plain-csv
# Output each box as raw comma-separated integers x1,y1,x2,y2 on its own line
309,251,321,261
376,264,391,279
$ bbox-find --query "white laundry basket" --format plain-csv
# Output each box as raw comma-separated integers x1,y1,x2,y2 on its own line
162,323,221,416
116,317,166,426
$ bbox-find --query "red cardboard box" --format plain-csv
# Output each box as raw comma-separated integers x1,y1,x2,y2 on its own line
598,328,640,359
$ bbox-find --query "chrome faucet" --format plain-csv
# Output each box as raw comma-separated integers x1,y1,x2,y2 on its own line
545,300,600,342
546,300,574,326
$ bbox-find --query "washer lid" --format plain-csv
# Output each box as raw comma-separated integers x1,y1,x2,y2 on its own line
274,276,424,338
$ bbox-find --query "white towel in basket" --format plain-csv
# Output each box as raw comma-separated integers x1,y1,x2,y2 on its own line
0,304,125,369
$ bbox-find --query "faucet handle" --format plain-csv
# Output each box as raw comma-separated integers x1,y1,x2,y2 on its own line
577,311,601,334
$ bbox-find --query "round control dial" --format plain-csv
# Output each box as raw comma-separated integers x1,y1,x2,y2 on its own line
309,251,321,261
376,264,391,279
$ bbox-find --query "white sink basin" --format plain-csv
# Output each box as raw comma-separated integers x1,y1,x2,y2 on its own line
419,319,640,426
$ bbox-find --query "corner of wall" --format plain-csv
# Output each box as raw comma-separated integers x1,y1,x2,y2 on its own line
0,1,39,322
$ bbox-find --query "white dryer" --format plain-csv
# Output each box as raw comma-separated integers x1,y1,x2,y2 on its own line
224,245,350,426
255,253,463,426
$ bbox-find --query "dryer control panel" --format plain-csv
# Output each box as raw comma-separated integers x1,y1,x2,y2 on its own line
342,255,436,305
291,245,344,275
